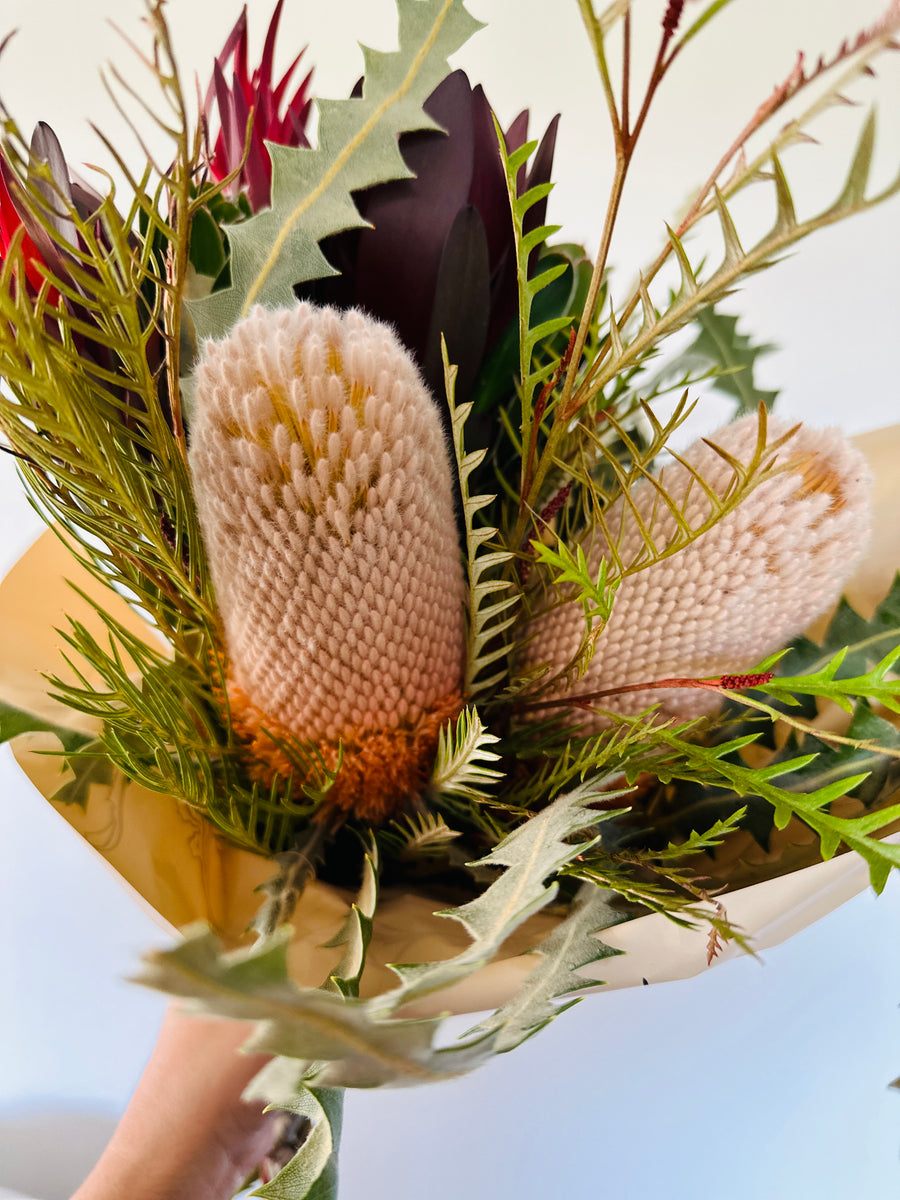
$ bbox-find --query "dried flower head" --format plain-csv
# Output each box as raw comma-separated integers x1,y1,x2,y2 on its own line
189,303,467,822
522,416,873,729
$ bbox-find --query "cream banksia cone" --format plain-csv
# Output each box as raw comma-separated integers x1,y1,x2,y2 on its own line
522,416,873,731
189,303,466,823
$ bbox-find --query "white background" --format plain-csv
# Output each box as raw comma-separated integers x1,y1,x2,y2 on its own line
1,1,899,1196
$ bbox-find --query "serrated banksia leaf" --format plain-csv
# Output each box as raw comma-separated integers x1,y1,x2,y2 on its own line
189,303,466,822
522,416,873,728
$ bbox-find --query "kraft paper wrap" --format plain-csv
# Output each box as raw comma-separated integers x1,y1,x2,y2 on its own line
2,425,898,1015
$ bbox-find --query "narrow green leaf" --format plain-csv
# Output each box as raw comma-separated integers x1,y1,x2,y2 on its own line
770,152,797,233
666,224,699,296
712,186,744,266
830,109,876,212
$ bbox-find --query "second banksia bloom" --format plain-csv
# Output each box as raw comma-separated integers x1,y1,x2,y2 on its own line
189,303,466,822
522,417,873,730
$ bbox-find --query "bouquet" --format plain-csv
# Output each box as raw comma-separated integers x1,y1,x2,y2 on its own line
1,0,899,1193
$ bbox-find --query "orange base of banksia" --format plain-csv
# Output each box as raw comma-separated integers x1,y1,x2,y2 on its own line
228,681,465,824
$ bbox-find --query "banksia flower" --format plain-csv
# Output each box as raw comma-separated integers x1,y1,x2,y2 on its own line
189,303,466,823
522,416,872,730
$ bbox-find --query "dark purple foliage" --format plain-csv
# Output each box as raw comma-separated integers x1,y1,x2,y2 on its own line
298,70,559,404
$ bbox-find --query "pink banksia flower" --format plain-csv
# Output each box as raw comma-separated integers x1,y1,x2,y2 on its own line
521,416,873,730
189,303,467,823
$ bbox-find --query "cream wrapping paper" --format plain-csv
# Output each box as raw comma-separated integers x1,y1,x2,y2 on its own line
2,425,898,1017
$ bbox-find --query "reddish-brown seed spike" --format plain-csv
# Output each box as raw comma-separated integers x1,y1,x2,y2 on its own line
717,672,775,690
662,0,686,36
538,481,572,526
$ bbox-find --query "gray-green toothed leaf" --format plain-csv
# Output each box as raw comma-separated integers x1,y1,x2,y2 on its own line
133,925,490,1089
467,887,626,1053
133,780,625,1087
250,1087,342,1200
188,0,482,344
373,775,627,1011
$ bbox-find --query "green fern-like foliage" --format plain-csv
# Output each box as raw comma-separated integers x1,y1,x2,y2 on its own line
492,121,570,441
445,351,519,699
581,118,900,407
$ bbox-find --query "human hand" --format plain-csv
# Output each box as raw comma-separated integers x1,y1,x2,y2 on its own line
71,1008,279,1200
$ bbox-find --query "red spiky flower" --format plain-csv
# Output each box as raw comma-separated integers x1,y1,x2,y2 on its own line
0,163,49,295
204,0,314,213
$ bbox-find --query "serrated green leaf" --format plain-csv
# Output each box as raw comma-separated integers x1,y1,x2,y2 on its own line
468,887,625,1052
583,113,900,405
492,115,569,474
250,1087,342,1200
374,776,628,1010
325,835,379,999
530,538,619,627
0,700,92,754
471,244,592,416
671,304,779,414
765,644,900,714
189,0,481,342
444,349,518,698
51,740,115,808
620,713,900,887
428,705,502,803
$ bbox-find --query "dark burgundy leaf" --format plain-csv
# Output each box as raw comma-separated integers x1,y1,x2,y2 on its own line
352,70,476,361
468,84,513,268
423,204,491,405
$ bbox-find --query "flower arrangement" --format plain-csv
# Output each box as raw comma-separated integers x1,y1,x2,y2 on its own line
1,0,899,1193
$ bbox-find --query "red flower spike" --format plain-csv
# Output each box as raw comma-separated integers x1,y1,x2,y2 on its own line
0,158,51,296
717,673,775,691
204,0,313,212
